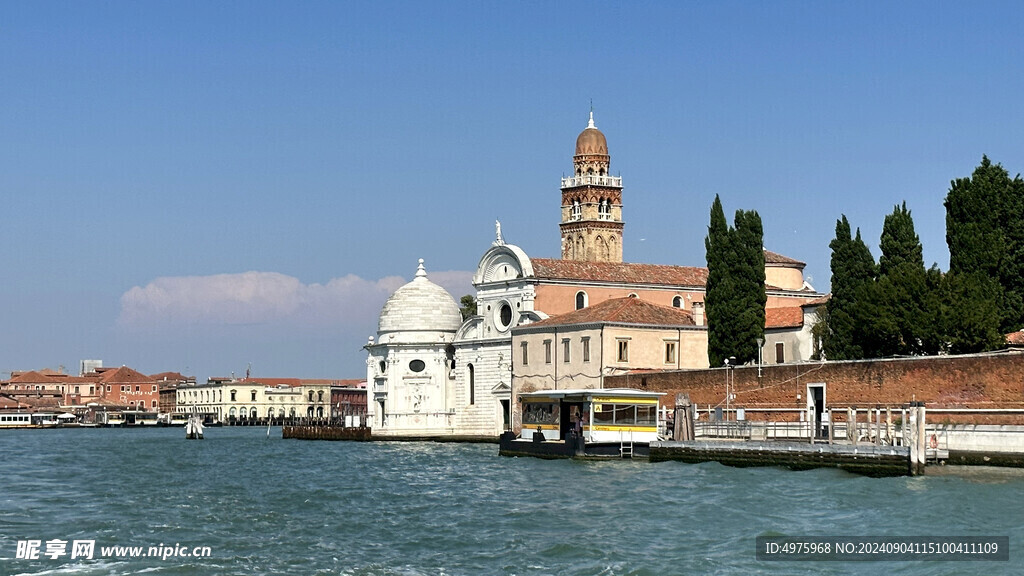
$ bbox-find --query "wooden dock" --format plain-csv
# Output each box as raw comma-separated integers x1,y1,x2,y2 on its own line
650,440,915,477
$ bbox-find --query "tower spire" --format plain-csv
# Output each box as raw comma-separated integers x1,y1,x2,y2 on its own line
588,100,595,129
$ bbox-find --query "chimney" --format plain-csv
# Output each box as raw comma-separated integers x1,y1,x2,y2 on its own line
692,302,704,326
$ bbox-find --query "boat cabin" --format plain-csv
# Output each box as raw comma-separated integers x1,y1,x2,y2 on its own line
502,388,665,459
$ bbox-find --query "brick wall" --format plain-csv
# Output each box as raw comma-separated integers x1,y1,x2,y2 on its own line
606,352,1024,425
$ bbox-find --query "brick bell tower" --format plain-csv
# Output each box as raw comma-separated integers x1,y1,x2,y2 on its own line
559,110,624,262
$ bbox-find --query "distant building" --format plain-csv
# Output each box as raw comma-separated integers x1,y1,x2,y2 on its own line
151,372,196,415
176,377,360,424
80,359,102,376
1,365,159,412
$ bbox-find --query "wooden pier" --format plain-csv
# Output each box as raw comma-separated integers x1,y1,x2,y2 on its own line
650,440,914,477
283,425,371,441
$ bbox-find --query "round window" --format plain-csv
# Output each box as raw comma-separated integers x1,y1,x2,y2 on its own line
409,359,426,373
498,303,513,330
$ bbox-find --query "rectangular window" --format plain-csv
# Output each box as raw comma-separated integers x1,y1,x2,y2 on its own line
617,340,629,362
582,337,590,362
775,342,785,364
544,340,552,364
665,341,677,364
521,341,529,365
135,385,140,392
251,390,257,401
562,339,570,363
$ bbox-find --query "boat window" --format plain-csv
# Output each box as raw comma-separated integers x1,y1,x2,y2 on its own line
614,405,635,425
522,402,558,426
636,405,656,426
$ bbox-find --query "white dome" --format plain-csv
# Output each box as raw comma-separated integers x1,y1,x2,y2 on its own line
378,260,463,337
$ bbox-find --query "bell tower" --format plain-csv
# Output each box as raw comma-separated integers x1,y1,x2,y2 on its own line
559,111,624,262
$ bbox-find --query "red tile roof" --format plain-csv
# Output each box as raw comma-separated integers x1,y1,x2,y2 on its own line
765,307,805,329
7,370,60,384
531,258,708,287
763,249,806,267
801,295,831,307
96,366,155,384
524,297,696,329
150,372,190,382
1007,331,1024,346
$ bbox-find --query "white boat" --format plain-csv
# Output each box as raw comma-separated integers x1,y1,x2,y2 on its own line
185,415,204,440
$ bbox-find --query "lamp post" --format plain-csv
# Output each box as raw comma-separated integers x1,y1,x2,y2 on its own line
723,356,737,421
756,338,763,378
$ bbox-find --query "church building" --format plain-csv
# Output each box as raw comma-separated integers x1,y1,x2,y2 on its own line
367,112,824,440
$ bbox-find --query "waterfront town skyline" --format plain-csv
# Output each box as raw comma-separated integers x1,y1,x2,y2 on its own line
3,2,1023,380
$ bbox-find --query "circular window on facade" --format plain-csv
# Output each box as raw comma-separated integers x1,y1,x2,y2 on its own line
409,359,426,373
496,302,513,331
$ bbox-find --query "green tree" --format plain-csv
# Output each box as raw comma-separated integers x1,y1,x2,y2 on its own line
731,209,766,364
945,156,1024,333
704,195,732,367
459,294,477,320
704,196,765,366
824,216,877,360
876,202,929,356
939,272,1004,353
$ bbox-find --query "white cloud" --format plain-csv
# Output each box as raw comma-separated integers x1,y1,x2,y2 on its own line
117,269,473,330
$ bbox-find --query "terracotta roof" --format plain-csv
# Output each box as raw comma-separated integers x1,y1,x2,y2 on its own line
1007,331,1024,346
765,307,805,329
6,370,60,384
763,249,806,267
531,258,708,287
801,295,831,307
330,379,366,388
247,377,303,388
96,366,155,384
523,297,695,329
150,372,190,382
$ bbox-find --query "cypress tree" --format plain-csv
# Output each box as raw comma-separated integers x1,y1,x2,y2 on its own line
732,209,766,364
824,216,877,360
704,195,732,367
704,196,766,366
876,202,928,356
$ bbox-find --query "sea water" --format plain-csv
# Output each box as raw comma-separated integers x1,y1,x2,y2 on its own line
1,427,1022,575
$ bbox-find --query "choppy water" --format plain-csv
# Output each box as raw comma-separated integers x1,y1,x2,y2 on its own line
1,427,1023,575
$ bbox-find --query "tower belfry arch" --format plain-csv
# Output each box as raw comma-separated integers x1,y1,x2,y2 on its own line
559,111,624,263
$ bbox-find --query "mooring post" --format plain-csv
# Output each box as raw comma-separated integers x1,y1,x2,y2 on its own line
886,407,893,445
848,407,857,445
875,409,883,446
674,393,693,441
907,402,927,475
827,409,834,445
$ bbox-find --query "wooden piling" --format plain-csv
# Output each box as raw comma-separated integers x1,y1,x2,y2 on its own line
674,393,694,441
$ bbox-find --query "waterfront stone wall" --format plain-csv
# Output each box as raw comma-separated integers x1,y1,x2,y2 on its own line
606,351,1024,425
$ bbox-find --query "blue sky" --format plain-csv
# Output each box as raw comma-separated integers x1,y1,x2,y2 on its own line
2,1,1022,380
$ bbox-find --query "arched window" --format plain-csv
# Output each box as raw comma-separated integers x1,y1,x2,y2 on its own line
468,364,475,405
672,295,683,308
250,408,257,419
575,291,588,310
